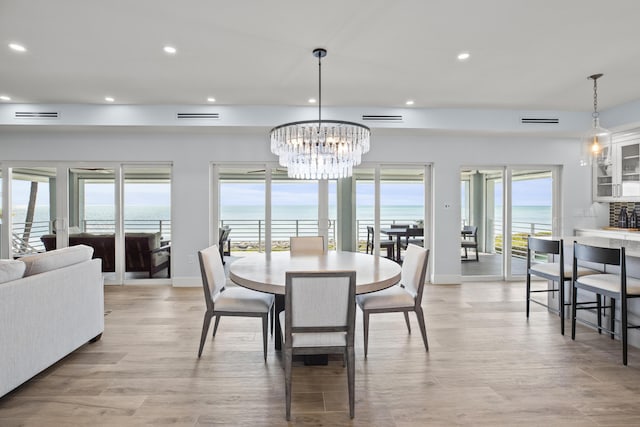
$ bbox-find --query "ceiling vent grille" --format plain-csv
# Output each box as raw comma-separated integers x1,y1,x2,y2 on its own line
177,112,220,120
520,117,559,125
362,115,403,122
14,111,59,119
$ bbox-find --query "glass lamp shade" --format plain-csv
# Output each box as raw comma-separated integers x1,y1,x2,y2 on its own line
581,117,611,167
270,120,371,179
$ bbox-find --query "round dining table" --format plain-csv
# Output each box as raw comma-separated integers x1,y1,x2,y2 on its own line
229,251,402,350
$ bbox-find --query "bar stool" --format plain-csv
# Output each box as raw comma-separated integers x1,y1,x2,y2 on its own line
571,242,640,365
526,237,597,335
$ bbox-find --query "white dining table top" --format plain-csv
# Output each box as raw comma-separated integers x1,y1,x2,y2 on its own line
228,251,402,295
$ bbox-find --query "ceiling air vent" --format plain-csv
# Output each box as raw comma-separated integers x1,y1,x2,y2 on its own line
361,115,403,122
520,117,559,125
177,112,220,120
14,111,59,119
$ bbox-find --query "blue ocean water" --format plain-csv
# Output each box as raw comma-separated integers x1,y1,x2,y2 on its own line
12,204,551,225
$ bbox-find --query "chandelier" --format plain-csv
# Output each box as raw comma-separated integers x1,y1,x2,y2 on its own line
586,73,611,156
270,48,370,180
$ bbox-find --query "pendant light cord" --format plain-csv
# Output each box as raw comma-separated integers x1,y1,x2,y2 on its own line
318,52,322,127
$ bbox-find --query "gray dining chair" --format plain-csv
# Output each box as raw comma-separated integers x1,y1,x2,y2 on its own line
281,270,356,420
356,244,429,357
290,236,325,255
197,244,274,360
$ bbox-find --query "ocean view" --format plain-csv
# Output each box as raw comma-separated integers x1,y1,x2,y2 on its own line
11,204,552,227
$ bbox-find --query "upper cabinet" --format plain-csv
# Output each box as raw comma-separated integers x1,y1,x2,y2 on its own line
593,134,640,201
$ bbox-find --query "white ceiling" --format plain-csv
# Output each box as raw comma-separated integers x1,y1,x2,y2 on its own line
1,0,639,112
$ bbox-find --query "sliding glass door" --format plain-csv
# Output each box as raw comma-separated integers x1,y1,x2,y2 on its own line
215,164,335,256
461,166,558,280
510,169,554,276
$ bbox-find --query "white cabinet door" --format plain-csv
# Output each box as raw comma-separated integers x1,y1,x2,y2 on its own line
593,144,615,201
593,136,640,202
619,140,640,198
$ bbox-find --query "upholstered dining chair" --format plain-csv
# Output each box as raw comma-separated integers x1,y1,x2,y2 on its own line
526,237,597,335
356,244,429,357
197,244,274,360
289,236,325,255
281,271,356,420
571,242,640,365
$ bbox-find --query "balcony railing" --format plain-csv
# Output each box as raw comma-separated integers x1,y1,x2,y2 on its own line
494,220,552,258
219,218,421,252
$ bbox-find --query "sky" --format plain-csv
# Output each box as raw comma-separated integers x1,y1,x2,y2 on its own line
7,177,550,208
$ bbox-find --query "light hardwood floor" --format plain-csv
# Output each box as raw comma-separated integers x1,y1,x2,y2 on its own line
2,281,640,426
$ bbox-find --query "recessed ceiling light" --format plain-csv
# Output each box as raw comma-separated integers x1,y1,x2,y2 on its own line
163,45,177,54
308,98,317,103
104,96,115,102
9,43,26,52
207,97,216,103
0,95,11,101
457,52,470,61
405,100,415,106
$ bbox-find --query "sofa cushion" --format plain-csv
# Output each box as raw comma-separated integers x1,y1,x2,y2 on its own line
21,245,94,277
0,260,26,284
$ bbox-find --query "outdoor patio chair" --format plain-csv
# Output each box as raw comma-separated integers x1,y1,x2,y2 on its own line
461,225,479,261
366,226,394,258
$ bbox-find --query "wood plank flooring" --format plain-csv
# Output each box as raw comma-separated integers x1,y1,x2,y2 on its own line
3,281,640,426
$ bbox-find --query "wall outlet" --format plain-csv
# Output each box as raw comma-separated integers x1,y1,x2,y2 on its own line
187,254,195,264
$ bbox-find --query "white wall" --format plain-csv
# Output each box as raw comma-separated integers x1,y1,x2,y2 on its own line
0,127,595,284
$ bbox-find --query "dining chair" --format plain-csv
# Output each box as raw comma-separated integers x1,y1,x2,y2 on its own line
461,225,479,261
526,237,597,335
290,236,325,255
281,270,356,420
356,244,429,357
571,242,640,365
197,244,274,360
366,226,394,258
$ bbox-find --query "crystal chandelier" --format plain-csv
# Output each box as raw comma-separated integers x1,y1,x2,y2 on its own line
270,48,370,180
586,73,611,157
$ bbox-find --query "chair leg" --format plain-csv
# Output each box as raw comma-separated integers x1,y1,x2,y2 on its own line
270,304,274,335
597,294,602,334
559,279,565,335
415,307,429,352
213,315,221,336
363,310,370,358
475,247,479,261
525,273,531,318
622,297,628,366
403,311,412,333
571,283,578,340
262,314,268,362
284,348,293,420
198,311,213,358
347,345,355,419
610,298,616,340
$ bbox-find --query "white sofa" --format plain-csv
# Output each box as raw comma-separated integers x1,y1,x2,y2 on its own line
0,245,104,397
